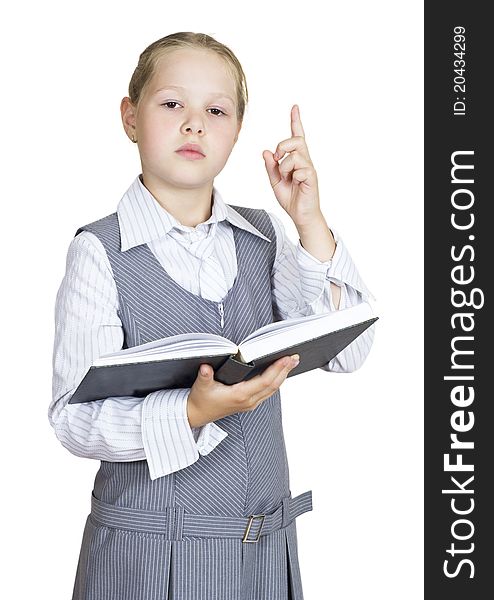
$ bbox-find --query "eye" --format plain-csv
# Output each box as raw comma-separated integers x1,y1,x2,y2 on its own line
208,108,226,116
161,101,181,109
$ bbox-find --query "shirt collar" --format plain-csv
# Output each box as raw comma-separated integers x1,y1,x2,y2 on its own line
117,174,271,251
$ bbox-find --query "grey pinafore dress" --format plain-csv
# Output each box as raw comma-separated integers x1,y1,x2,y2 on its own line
71,205,313,600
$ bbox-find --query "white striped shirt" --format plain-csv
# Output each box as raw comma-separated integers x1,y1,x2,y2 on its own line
49,174,375,480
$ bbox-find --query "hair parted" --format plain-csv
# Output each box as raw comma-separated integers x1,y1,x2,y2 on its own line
128,32,248,123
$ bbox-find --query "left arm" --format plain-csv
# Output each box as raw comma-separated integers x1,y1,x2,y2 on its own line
295,211,339,309
269,212,376,372
263,104,376,372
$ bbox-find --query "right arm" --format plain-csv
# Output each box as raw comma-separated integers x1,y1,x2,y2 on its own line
48,231,228,481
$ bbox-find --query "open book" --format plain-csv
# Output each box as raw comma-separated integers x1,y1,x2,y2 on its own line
68,302,378,404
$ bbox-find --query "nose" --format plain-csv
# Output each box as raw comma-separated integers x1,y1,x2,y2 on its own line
181,111,205,136
185,125,203,134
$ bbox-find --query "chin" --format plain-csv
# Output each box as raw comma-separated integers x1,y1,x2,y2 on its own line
169,174,213,189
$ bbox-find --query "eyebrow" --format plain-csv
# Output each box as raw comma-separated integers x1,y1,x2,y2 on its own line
154,85,235,104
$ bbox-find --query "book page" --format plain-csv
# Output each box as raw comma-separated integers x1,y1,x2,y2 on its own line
92,333,238,367
238,302,375,362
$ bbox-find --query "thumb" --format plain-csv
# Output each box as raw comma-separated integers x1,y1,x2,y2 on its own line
262,150,280,187
199,364,213,380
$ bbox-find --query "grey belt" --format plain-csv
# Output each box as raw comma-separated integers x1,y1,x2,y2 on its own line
90,490,313,543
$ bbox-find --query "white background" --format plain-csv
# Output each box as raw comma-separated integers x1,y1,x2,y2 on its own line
2,1,423,598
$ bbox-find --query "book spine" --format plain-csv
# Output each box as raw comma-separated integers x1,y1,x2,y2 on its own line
214,355,255,385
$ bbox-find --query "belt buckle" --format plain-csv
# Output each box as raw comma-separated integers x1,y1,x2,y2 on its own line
242,514,265,543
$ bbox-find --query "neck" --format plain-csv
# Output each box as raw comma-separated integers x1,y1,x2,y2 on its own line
140,173,214,227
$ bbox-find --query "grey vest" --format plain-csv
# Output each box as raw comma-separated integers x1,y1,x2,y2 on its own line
75,206,292,518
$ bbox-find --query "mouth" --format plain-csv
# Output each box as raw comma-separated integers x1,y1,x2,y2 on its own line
175,149,206,160
175,143,205,157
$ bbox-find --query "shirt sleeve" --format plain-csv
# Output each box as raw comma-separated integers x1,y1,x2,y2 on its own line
267,211,376,373
48,230,228,481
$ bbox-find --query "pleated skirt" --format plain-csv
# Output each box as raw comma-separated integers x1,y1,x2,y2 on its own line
72,511,304,600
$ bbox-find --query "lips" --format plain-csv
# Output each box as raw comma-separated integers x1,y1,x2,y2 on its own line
175,143,205,156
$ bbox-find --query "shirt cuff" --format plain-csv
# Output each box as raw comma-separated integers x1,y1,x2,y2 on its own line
142,389,229,480
328,281,348,311
295,240,332,306
297,229,376,302
195,422,229,455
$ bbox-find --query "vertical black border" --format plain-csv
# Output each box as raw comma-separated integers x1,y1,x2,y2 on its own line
425,3,492,598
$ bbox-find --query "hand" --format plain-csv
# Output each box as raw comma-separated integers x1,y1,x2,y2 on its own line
187,354,300,428
262,104,322,228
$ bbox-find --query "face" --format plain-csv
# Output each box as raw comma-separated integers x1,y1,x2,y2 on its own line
122,48,242,190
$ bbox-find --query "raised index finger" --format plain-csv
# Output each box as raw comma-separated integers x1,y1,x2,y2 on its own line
290,104,305,138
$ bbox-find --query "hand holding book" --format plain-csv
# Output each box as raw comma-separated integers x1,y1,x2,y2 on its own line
68,303,378,405
187,354,300,428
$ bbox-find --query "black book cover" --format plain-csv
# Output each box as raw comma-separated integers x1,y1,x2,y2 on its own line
69,317,377,404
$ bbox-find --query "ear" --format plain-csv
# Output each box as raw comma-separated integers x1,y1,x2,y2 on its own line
120,97,137,139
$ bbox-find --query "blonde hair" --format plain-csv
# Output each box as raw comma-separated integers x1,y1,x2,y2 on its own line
128,32,248,123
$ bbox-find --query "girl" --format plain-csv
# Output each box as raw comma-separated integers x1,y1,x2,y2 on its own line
49,31,375,600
